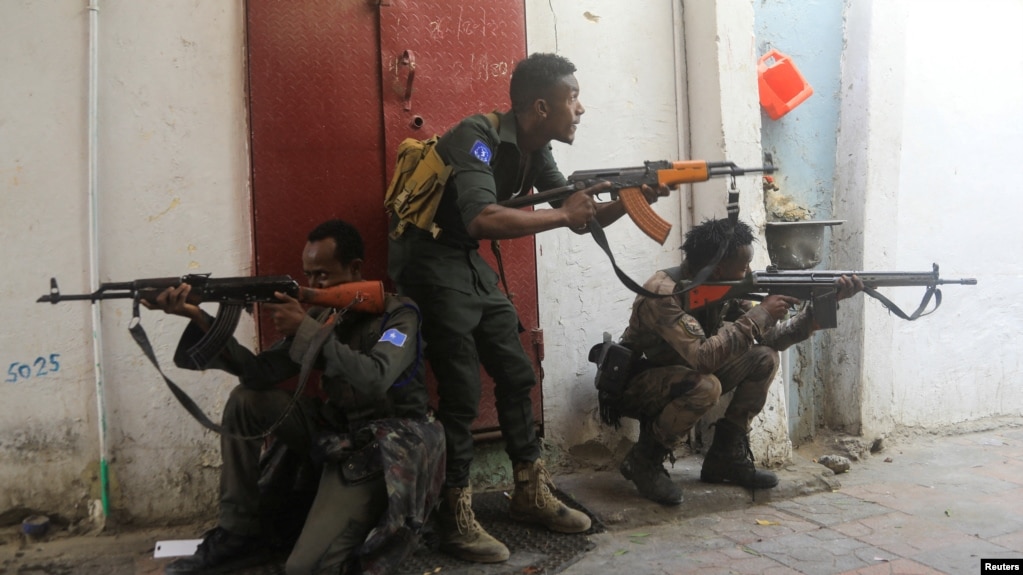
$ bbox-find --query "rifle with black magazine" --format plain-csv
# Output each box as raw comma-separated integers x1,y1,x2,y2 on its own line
38,274,385,437
679,264,977,329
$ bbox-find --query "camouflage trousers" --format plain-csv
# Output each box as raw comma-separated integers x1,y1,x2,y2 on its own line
620,345,779,449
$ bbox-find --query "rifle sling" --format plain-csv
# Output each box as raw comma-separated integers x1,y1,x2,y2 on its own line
586,219,722,299
127,299,338,440
862,284,941,321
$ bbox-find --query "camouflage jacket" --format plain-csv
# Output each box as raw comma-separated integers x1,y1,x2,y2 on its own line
620,268,816,374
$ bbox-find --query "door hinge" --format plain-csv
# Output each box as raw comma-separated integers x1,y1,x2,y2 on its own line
531,328,545,382
531,328,544,362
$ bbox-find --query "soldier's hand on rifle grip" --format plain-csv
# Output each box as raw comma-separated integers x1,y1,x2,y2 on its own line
561,182,606,232
141,284,206,325
835,274,865,301
761,294,802,320
264,292,307,337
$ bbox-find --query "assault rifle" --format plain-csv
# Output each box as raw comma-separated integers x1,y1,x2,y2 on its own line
499,156,776,244
38,274,388,438
679,264,976,329
38,274,385,368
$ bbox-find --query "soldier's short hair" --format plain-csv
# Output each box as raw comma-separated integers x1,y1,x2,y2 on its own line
308,219,364,264
510,53,577,114
682,219,755,271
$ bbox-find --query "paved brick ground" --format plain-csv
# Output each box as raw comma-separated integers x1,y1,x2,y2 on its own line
557,425,1023,575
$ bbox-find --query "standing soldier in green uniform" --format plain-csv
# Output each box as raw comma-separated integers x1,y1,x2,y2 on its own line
387,52,667,562
606,218,862,505
151,219,445,575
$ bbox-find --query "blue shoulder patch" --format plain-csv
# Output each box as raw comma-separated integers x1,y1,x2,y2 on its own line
470,139,493,164
379,328,408,348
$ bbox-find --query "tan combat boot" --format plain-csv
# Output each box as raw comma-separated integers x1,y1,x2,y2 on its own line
508,459,591,533
436,486,510,563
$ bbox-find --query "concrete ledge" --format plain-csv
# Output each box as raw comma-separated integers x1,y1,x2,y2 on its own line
552,452,840,532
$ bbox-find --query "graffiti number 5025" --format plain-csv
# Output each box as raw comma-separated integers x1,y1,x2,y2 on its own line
6,354,61,383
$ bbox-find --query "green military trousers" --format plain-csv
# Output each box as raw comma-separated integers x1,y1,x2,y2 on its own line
285,467,387,574
219,386,322,537
400,279,541,488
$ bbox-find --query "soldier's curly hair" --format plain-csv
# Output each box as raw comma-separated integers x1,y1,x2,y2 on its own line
509,53,577,114
681,219,755,270
307,219,364,264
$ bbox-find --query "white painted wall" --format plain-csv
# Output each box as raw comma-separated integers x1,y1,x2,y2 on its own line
524,1,689,449
832,0,1023,438
889,0,1023,427
1,2,251,521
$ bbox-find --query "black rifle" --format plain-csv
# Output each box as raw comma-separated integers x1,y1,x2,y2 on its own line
38,274,385,438
679,264,977,329
39,274,384,368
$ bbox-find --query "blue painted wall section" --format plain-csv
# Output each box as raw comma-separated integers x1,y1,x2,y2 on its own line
755,0,844,225
754,1,846,442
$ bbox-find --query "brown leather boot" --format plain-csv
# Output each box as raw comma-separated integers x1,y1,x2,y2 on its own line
509,459,591,533
700,418,779,489
435,486,510,563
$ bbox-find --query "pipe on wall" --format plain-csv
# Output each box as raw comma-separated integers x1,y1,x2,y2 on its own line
86,0,110,520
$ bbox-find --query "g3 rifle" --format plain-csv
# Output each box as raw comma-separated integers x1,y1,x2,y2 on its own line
680,264,977,329
499,156,776,244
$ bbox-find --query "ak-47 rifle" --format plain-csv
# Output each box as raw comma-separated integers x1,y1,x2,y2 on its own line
499,156,776,244
38,274,388,438
38,274,385,368
680,264,977,329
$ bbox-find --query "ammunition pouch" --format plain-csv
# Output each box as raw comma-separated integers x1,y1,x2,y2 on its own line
588,338,635,397
384,136,452,240
589,333,638,428
384,112,500,241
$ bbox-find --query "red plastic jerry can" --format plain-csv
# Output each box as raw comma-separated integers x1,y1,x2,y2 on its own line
758,49,814,120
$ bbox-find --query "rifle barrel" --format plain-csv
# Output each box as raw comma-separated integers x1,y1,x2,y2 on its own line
751,269,976,288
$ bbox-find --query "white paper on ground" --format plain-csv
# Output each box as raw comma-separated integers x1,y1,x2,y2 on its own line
154,539,202,558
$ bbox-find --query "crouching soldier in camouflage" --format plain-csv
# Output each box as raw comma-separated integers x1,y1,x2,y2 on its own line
599,218,862,505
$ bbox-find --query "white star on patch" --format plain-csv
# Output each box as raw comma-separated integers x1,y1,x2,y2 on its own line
378,328,408,347
470,139,492,163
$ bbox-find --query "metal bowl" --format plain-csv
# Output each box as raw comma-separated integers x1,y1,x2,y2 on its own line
765,220,844,269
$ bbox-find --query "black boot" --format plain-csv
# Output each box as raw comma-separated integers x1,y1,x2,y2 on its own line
619,433,683,506
700,419,779,489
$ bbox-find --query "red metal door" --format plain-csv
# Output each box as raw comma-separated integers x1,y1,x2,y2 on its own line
379,0,538,437
247,0,388,285
247,0,539,436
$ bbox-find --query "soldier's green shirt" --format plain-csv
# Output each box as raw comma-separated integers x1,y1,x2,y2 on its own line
388,111,567,291
172,294,428,429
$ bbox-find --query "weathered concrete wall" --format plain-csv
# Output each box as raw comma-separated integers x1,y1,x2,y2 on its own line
524,1,690,452
1,2,251,523
884,1,1023,429
832,0,1023,439
754,0,847,445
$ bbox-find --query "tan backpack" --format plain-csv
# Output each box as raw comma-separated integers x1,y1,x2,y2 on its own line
384,113,499,240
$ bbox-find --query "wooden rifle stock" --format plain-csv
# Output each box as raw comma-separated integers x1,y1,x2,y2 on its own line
498,157,775,244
